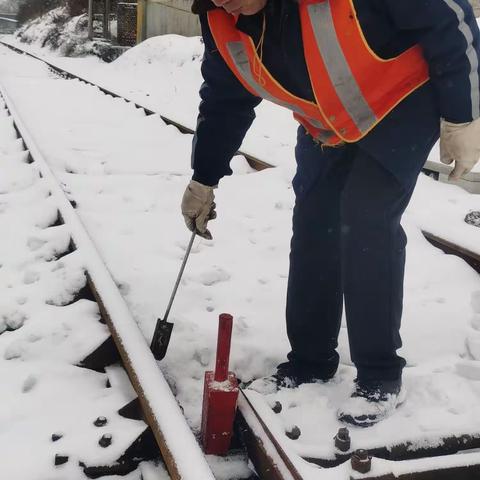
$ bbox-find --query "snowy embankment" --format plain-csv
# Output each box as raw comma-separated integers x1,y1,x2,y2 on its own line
0,38,480,477
13,7,118,61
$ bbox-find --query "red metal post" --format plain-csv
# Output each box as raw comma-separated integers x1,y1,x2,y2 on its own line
201,313,239,455
214,313,233,382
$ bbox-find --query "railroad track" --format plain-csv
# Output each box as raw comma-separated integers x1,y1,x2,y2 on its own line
1,39,480,480
0,39,272,173
0,81,215,480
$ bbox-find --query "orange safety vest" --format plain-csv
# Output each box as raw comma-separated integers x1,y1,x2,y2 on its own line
207,0,430,146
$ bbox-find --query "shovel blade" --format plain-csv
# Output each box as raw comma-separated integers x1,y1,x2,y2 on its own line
150,319,174,360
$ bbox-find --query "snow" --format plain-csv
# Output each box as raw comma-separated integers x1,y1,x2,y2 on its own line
0,88,148,479
2,33,298,166
1,53,214,480
0,28,480,479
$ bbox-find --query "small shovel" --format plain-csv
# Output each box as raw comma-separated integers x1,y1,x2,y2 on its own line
151,231,196,360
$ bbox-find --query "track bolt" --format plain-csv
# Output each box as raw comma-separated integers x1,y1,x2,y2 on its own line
99,433,112,448
271,401,282,414
51,433,63,442
285,425,301,440
351,449,371,474
54,454,69,466
334,427,351,452
94,416,107,427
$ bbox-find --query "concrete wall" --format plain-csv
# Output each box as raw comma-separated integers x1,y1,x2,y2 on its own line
138,0,200,41
0,13,17,34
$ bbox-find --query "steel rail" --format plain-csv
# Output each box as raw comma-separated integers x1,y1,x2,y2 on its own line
239,387,480,480
0,39,273,172
0,81,215,480
422,231,480,274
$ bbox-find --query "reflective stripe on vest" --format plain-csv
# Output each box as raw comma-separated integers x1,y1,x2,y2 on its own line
208,0,430,144
307,2,377,133
225,40,335,143
208,9,340,144
299,0,430,141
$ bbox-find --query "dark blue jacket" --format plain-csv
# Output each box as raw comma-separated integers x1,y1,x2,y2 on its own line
191,0,480,187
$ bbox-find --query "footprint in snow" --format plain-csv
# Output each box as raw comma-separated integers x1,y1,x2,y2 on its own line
4,341,24,360
234,316,249,334
193,348,211,367
22,375,37,393
27,237,48,252
51,261,65,272
116,282,131,296
16,297,27,306
199,267,230,287
447,407,461,415
27,333,42,343
456,360,480,381
5,311,27,331
472,291,480,314
467,332,480,361
23,270,40,285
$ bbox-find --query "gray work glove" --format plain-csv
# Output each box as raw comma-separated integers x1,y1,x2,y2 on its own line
440,118,480,180
181,180,217,240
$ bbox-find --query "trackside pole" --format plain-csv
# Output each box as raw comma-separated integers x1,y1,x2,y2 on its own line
201,313,239,455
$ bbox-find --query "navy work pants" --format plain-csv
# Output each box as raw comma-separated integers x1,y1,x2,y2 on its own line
286,128,422,382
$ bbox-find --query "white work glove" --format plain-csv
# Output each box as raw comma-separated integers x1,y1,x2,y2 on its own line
181,180,217,240
440,118,480,180
469,0,480,17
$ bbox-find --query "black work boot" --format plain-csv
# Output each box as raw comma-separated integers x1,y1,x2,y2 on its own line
247,361,336,395
337,379,405,428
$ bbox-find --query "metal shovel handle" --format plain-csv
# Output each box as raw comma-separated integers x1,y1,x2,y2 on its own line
150,231,196,359
162,230,196,324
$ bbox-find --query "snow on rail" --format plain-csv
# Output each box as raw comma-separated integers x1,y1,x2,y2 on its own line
0,81,215,480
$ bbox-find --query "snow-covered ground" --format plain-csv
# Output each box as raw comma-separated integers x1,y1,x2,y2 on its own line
0,31,480,479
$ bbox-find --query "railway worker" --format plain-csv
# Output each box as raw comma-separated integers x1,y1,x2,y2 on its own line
182,0,480,427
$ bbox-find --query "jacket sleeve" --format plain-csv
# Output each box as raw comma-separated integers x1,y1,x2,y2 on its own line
191,14,262,186
386,0,480,123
